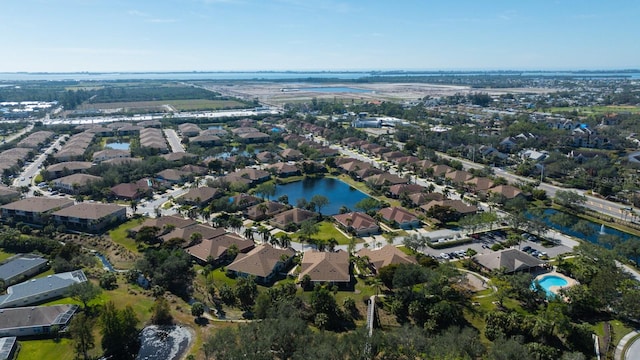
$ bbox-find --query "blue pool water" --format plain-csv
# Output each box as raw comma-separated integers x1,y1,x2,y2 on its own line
269,177,372,215
536,275,568,296
106,142,130,150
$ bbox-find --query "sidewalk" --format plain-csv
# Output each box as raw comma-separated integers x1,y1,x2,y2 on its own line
616,331,639,360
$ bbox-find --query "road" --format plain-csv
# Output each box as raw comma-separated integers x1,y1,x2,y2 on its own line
163,129,185,153
134,186,190,217
2,123,34,144
437,152,636,222
624,334,640,360
12,134,65,189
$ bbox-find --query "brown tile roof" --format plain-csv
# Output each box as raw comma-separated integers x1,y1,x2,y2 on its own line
408,192,445,206
444,170,474,184
431,164,454,177
178,187,221,204
161,224,227,244
280,148,303,160
298,250,350,283
244,201,288,220
420,199,478,214
46,161,93,174
229,193,261,209
333,212,378,232
271,208,316,228
364,173,408,186
389,184,425,197
378,207,419,224
54,173,102,187
130,215,196,233
268,162,299,175
157,169,189,182
465,177,495,192
488,185,523,199
357,245,417,270
52,203,125,220
185,233,255,261
227,244,295,278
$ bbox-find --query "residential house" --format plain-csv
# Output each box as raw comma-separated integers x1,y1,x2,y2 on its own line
465,177,494,194
190,134,221,146
161,152,198,162
472,249,546,274
298,250,351,288
431,164,454,178
333,212,379,237
161,224,227,246
128,215,196,237
178,123,201,137
381,151,405,162
185,233,255,264
45,161,93,179
280,148,303,161
224,168,270,185
0,270,87,308
378,207,421,229
420,199,478,216
268,162,300,177
357,245,417,273
110,178,153,200
364,173,408,187
52,174,102,194
408,192,445,207
388,184,425,198
270,208,317,230
0,254,48,285
256,151,281,164
52,203,126,233
156,169,190,184
226,244,296,284
1,198,74,225
238,132,270,143
229,193,261,210
244,201,288,221
444,170,474,185
0,186,19,205
177,187,222,206
0,305,78,338
92,149,130,163
488,185,525,200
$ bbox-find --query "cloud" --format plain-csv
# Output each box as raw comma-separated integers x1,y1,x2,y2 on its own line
127,9,178,23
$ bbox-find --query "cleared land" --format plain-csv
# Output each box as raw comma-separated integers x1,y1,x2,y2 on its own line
202,82,558,106
78,99,247,112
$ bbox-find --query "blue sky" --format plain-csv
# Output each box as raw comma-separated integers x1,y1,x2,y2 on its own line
1,0,638,72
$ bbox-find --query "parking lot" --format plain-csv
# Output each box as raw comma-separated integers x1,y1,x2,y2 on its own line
420,230,574,262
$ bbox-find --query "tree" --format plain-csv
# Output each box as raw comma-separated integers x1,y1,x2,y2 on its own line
67,281,101,311
254,182,276,200
191,301,206,319
279,233,292,249
554,190,587,210
100,302,140,360
244,226,254,241
135,226,160,244
298,219,320,248
354,197,381,214
99,272,118,290
235,276,258,310
311,194,329,216
68,312,95,360
150,296,173,325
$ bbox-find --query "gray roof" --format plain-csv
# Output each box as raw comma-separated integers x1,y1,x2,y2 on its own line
0,255,47,283
473,249,545,273
0,305,78,334
0,336,16,360
0,198,74,213
52,203,125,220
0,270,86,308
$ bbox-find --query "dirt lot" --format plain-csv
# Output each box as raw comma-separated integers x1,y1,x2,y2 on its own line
202,82,557,106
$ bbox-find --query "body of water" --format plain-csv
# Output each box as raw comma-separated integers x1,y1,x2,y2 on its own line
1,71,637,81
106,142,130,150
269,177,371,215
529,208,640,245
137,325,192,360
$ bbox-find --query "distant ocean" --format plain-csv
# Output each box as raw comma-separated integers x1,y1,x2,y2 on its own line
0,71,638,81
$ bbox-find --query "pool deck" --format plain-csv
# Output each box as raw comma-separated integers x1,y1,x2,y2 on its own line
534,271,578,296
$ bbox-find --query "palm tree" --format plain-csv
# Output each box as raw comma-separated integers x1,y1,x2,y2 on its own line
257,202,269,220
327,237,338,252
243,227,254,241
279,233,292,249
258,226,270,244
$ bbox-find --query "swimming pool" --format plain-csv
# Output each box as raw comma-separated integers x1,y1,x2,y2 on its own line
536,275,568,296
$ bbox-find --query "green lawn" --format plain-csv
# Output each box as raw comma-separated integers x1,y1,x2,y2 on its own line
107,218,145,253
294,220,352,245
18,338,75,360
0,250,15,262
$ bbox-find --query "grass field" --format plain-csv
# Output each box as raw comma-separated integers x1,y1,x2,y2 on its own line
547,105,640,115
0,250,15,262
107,218,144,254
290,220,352,245
18,338,76,360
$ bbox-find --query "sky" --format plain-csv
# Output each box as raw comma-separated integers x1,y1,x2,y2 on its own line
1,0,638,72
